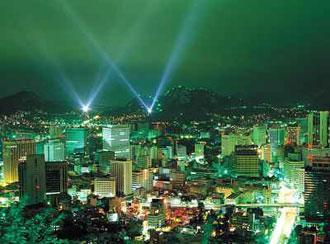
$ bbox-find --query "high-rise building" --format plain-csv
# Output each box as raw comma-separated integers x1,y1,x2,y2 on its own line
94,177,116,198
103,124,130,159
18,154,46,205
3,139,36,184
148,198,166,229
222,134,252,156
162,146,173,159
150,146,162,161
194,142,205,157
49,125,63,138
283,154,304,194
252,126,267,146
136,153,152,169
65,128,88,154
286,125,301,146
234,145,260,178
170,169,185,189
110,160,132,195
268,128,285,162
132,170,143,190
304,157,330,220
45,161,67,196
96,150,115,173
44,139,65,162
296,117,308,145
142,168,154,191
175,144,187,160
308,111,330,147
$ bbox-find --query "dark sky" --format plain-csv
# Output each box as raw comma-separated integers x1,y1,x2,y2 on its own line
1,0,330,106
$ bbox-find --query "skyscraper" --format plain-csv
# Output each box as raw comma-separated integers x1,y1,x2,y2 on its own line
286,125,301,146
94,177,116,198
252,125,267,146
283,154,304,194
222,134,252,156
65,128,88,154
148,198,166,229
304,157,330,221
44,139,65,162
268,128,285,162
308,111,330,147
18,154,46,205
110,160,132,195
45,161,67,196
103,124,130,159
234,145,260,178
194,142,205,157
3,139,36,185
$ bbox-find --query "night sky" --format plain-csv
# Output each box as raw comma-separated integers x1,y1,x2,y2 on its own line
1,0,330,106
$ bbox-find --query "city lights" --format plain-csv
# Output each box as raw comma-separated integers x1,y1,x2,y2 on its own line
82,105,89,113
59,0,149,110
0,1,329,243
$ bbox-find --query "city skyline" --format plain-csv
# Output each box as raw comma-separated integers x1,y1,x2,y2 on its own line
1,1,330,243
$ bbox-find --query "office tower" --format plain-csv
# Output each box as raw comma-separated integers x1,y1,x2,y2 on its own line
44,139,65,162
221,134,252,156
132,170,143,190
268,128,285,146
3,139,36,184
132,169,154,191
110,160,132,195
18,154,46,205
142,168,154,191
283,154,304,194
136,153,152,169
49,125,63,138
261,144,272,162
308,111,330,147
45,161,67,196
268,128,285,162
304,157,330,221
252,126,267,146
296,117,308,144
131,144,143,160
286,125,301,146
162,146,173,159
195,142,205,157
234,145,260,178
148,199,166,229
176,144,187,160
65,128,88,154
96,150,115,173
150,146,162,161
170,169,185,189
103,124,130,159
94,177,116,198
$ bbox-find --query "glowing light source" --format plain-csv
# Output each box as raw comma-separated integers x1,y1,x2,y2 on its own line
82,105,90,113
150,0,205,111
147,108,152,114
59,0,149,109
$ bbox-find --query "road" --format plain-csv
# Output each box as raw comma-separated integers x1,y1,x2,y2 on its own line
270,185,298,244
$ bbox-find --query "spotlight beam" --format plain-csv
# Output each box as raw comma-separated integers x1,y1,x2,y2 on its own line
37,40,84,107
58,0,149,109
12,11,83,108
150,0,205,110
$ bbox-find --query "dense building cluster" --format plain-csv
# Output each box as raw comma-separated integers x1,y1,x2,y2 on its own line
0,108,329,243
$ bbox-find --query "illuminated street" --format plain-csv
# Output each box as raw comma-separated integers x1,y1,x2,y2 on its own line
270,186,299,244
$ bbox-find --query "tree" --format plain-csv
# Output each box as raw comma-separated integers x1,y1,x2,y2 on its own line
0,198,69,243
